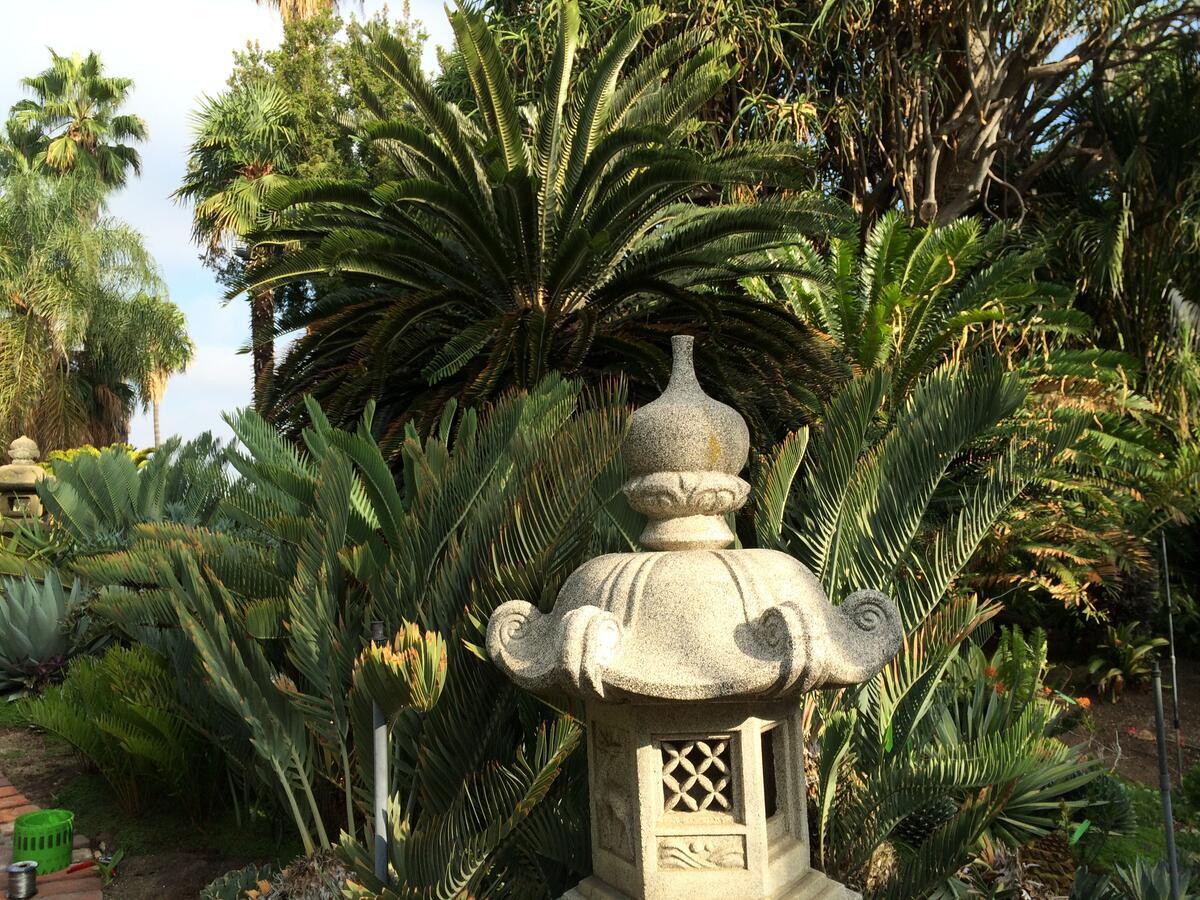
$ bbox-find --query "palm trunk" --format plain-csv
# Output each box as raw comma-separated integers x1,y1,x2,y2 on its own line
147,370,169,449
248,245,276,411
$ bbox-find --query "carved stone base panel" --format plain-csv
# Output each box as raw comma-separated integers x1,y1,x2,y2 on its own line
560,871,862,900
582,700,857,900
657,834,745,870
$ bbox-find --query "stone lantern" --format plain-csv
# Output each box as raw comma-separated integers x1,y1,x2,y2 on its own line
0,436,45,533
487,336,903,900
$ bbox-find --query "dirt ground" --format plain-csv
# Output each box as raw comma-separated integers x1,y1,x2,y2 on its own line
1,655,1195,897
0,722,277,898
1061,653,1199,787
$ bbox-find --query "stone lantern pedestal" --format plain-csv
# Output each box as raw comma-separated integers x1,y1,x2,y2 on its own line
0,436,45,533
487,336,903,900
570,700,846,900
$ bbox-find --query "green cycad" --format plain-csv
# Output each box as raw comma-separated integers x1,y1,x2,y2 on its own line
744,213,1078,404
751,358,1093,893
36,436,228,560
23,644,212,814
84,377,630,893
252,0,849,442
746,212,1185,622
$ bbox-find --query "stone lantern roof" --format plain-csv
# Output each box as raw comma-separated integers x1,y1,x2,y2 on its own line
487,335,902,705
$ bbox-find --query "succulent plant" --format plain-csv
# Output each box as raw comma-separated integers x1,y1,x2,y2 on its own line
0,569,87,694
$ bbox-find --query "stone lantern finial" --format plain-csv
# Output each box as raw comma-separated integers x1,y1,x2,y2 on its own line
487,337,903,899
8,435,39,463
622,335,750,551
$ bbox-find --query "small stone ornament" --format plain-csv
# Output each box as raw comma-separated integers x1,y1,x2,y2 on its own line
487,336,903,900
0,436,45,530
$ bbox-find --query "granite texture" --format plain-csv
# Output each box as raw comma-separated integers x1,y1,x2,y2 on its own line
622,336,749,479
487,552,901,701
486,336,902,702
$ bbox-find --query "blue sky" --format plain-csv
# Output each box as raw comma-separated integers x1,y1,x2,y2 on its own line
1,0,454,447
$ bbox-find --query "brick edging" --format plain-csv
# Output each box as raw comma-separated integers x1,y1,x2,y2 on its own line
0,773,104,899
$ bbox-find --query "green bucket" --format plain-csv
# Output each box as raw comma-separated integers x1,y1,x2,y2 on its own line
11,809,74,874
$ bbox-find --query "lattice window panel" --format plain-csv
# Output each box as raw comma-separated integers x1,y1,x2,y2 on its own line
661,738,732,814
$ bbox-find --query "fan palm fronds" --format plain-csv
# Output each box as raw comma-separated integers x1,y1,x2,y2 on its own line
7,50,147,188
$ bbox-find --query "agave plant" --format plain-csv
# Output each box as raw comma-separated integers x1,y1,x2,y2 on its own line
1111,859,1195,900
81,377,633,894
0,568,88,694
250,0,849,445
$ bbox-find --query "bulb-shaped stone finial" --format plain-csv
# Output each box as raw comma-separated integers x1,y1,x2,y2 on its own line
621,336,751,550
7,436,38,464
622,336,749,477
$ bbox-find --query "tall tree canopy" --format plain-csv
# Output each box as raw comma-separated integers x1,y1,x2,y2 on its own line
176,8,422,404
6,50,147,189
255,0,337,24
176,82,298,396
0,172,188,449
447,0,1199,226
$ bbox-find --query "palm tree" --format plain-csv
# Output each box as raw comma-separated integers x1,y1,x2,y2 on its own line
175,83,296,405
129,294,194,447
0,171,184,450
7,50,147,189
254,0,337,23
251,0,849,446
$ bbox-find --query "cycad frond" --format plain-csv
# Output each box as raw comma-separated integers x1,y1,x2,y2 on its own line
250,0,851,443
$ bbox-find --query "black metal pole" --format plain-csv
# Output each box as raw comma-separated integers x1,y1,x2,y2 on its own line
1153,662,1181,900
1161,532,1185,784
371,620,389,886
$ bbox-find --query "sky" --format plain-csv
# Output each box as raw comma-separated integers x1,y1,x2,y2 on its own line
0,0,454,447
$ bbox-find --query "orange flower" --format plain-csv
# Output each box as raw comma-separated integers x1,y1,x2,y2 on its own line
984,666,998,679
993,681,1006,695
1076,697,1092,709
